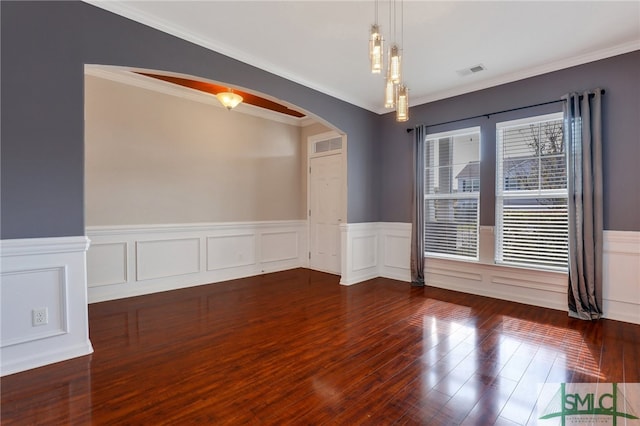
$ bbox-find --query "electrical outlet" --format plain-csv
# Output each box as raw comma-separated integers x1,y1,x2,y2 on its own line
32,308,48,326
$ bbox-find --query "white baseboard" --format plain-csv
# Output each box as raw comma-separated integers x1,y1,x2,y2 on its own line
86,221,307,303
1,236,94,376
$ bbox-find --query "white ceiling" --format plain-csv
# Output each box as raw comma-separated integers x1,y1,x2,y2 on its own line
87,1,640,114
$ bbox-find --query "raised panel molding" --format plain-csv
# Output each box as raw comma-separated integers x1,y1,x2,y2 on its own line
379,223,412,282
383,235,410,269
87,242,127,287
0,236,93,376
86,221,307,303
136,238,201,281
1,267,68,347
429,266,483,283
602,230,640,324
352,235,378,271
340,223,378,285
260,231,299,263
426,257,568,312
340,222,411,285
207,234,255,271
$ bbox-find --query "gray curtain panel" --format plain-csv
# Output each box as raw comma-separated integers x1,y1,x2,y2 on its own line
563,90,604,320
410,126,425,286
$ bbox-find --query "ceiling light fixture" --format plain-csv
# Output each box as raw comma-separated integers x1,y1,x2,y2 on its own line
370,0,409,122
216,90,243,110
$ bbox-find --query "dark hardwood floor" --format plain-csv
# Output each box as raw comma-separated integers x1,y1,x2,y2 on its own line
2,268,638,425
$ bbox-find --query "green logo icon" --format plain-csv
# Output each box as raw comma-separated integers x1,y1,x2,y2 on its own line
539,383,639,425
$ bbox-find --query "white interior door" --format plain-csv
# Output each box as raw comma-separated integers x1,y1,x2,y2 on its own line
309,153,343,274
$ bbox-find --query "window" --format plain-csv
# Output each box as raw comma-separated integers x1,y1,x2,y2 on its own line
424,127,481,260
495,112,567,270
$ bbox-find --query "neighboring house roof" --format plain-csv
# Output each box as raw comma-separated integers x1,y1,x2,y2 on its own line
455,161,480,180
456,157,564,181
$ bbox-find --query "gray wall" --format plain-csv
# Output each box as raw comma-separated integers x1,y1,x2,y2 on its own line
379,51,640,232
2,2,638,239
1,1,379,239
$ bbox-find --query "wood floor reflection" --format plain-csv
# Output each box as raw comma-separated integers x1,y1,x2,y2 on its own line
2,269,638,425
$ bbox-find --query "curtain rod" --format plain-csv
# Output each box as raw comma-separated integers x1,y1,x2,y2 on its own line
407,89,605,133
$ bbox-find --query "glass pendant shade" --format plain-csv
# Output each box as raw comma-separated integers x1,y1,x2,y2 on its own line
396,84,409,122
369,25,383,74
216,91,243,110
384,76,395,108
389,44,402,84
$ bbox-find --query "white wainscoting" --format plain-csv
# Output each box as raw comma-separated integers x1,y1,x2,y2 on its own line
340,224,639,325
0,236,94,376
426,230,640,324
602,231,640,324
86,221,307,303
379,222,412,282
340,222,411,285
425,258,569,312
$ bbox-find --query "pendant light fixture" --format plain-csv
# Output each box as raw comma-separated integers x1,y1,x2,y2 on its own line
216,90,243,110
370,25,383,74
369,0,409,122
384,75,395,108
369,1,383,74
384,0,396,109
389,44,402,84
388,0,402,85
396,84,409,122
395,0,409,122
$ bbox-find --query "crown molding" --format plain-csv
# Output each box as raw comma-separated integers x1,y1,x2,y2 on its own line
84,65,308,127
408,40,640,111
83,0,375,113
84,1,638,116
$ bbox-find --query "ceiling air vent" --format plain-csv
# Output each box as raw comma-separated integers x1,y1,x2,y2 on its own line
456,64,486,77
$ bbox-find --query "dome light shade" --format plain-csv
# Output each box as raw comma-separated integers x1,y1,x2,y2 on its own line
216,91,243,110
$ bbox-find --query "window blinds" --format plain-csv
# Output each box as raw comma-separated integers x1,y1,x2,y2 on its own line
424,128,480,260
496,113,568,270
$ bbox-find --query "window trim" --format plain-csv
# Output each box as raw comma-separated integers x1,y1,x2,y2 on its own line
495,112,568,272
424,126,481,261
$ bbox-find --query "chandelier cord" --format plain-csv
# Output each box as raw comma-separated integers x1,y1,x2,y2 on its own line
374,0,378,25
393,0,397,43
401,0,404,53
